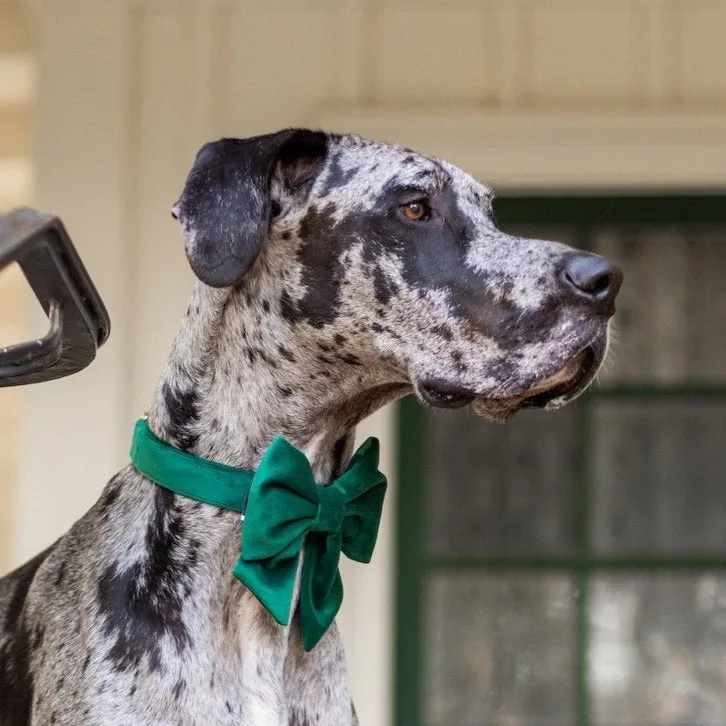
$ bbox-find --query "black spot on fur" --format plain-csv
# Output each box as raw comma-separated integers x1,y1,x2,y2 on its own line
53,561,67,587
98,476,122,521
451,350,467,372
281,231,291,241
0,545,55,725
289,709,311,726
222,604,231,629
432,324,453,341
341,353,362,366
280,290,299,324
172,678,186,700
320,151,356,197
162,381,199,451
294,205,348,327
277,345,296,363
256,347,278,368
97,488,192,673
331,436,348,476
261,299,271,312
333,333,347,345
370,264,399,306
278,386,293,397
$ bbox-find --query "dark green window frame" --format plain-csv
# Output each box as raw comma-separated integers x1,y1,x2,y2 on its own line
394,193,726,726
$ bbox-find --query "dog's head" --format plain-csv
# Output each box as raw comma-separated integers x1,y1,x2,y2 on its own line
174,129,621,421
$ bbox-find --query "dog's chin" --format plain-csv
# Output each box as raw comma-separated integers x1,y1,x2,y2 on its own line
417,341,604,422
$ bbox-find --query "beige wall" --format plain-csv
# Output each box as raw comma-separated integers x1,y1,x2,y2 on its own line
3,0,726,722
0,0,34,573
0,266,25,574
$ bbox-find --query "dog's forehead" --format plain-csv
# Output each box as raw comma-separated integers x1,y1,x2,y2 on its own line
318,135,491,208
438,159,494,207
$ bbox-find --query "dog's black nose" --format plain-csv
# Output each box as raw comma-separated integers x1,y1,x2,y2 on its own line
561,253,623,314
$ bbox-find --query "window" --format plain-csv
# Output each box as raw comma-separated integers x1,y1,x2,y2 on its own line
395,196,726,726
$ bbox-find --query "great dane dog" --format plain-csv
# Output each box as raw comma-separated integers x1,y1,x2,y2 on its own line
0,129,622,725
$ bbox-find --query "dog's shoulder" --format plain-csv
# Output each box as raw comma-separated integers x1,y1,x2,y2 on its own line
0,544,57,725
0,545,55,627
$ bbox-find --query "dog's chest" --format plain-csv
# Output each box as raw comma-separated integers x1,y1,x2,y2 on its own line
71,655,285,726
72,629,347,726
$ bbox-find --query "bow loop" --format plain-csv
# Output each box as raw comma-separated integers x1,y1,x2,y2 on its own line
239,436,319,562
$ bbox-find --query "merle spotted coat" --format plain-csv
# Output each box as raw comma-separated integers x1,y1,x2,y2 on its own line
0,130,621,725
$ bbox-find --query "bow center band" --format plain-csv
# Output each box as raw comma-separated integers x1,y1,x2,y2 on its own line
313,487,347,533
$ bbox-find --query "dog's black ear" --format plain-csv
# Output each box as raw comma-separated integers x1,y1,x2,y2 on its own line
173,129,328,287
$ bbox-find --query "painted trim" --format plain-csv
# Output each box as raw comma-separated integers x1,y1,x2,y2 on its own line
315,111,726,188
394,396,426,726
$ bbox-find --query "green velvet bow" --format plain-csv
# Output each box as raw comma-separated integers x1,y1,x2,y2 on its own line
130,418,387,651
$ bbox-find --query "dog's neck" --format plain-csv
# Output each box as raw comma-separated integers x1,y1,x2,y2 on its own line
105,278,407,705
145,281,407,482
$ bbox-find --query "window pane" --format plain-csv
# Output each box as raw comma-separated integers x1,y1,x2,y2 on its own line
426,407,579,557
424,573,578,726
590,573,726,726
592,224,726,384
592,400,726,555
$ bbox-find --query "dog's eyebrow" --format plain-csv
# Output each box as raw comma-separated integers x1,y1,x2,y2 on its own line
410,168,441,186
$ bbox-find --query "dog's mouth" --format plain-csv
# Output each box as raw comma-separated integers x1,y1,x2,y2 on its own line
417,342,602,420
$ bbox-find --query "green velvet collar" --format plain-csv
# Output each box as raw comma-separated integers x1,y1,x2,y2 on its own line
129,418,387,651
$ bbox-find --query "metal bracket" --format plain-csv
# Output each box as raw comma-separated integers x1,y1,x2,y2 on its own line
0,208,111,386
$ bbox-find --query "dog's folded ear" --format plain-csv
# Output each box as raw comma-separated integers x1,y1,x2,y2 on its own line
173,129,328,288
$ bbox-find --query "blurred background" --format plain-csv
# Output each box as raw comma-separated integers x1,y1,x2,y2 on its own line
2,1,726,725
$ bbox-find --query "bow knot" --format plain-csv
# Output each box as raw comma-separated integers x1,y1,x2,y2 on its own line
314,487,346,533
232,435,387,651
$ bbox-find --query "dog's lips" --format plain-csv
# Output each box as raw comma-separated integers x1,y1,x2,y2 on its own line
416,340,603,416
418,379,476,409
473,345,599,420
523,347,592,398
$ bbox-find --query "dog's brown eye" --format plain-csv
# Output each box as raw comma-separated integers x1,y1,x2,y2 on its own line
400,200,430,221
